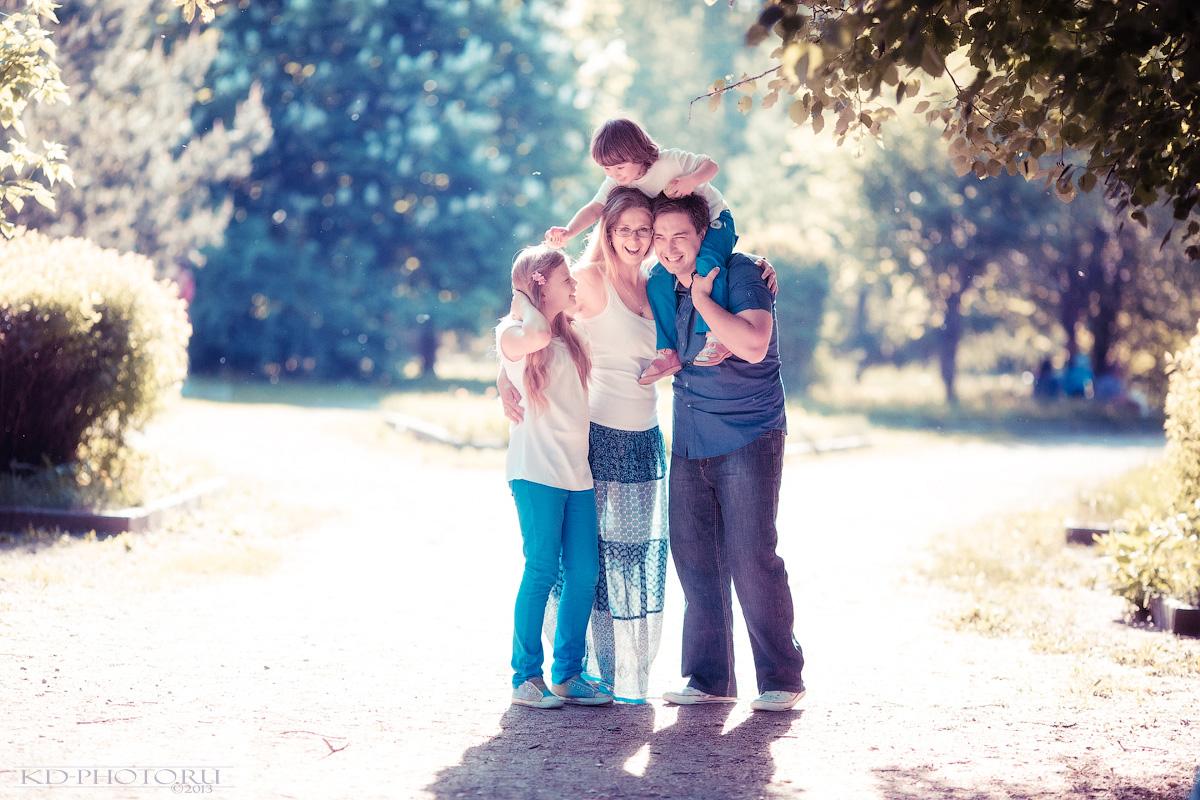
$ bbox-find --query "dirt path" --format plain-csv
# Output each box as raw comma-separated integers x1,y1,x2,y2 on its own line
1,402,1196,799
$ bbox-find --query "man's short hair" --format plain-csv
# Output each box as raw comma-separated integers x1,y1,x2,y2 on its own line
652,193,709,235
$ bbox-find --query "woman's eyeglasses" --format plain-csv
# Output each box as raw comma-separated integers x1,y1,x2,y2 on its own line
612,226,653,239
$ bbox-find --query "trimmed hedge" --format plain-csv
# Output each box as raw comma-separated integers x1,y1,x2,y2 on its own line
0,232,190,484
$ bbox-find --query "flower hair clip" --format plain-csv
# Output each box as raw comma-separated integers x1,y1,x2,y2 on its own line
530,270,546,286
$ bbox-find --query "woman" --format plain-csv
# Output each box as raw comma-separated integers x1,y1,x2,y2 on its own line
500,188,775,702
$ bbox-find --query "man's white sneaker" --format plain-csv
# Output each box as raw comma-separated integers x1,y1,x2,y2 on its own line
662,685,737,705
512,678,564,709
750,689,806,712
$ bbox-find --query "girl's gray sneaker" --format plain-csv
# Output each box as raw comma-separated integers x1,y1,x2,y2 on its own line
550,675,613,706
512,678,565,709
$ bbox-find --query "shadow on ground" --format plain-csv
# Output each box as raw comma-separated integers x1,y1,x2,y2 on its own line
426,704,803,800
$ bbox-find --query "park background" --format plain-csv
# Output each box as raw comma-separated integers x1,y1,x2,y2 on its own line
2,1,1199,798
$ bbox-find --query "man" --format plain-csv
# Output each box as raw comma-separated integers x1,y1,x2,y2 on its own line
652,192,806,712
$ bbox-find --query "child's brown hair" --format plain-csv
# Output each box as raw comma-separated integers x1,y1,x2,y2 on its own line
590,118,659,170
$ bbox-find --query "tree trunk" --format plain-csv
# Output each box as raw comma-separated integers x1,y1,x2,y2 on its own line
1087,228,1131,377
939,289,963,406
418,320,438,378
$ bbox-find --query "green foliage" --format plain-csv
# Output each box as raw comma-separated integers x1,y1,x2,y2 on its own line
1164,323,1200,508
15,0,272,277
1101,325,1200,610
173,0,223,23
1100,506,1200,612
189,0,591,381
0,232,190,488
742,1,1200,257
0,0,73,238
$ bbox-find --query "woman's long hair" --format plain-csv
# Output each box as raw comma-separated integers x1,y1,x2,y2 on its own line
579,187,654,289
508,246,590,414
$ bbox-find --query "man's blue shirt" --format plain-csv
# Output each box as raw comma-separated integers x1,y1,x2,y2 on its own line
671,253,787,459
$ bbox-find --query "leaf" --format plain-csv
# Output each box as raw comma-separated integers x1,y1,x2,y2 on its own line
1159,225,1175,252
811,111,825,135
859,112,873,127
762,90,779,110
1131,209,1148,227
788,99,807,125
708,93,722,113
920,45,944,78
1078,171,1097,193
737,96,753,114
914,100,930,114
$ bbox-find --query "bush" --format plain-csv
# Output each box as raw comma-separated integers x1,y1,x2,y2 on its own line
0,232,190,491
1101,323,1200,611
1164,321,1200,507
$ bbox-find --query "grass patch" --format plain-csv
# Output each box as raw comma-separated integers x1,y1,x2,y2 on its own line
927,462,1200,680
811,363,1163,436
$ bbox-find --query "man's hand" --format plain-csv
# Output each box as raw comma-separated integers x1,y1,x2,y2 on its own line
691,266,720,299
544,226,569,248
497,369,524,424
756,257,779,295
664,176,695,199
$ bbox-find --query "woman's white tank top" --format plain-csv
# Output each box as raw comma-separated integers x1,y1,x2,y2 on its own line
575,276,659,432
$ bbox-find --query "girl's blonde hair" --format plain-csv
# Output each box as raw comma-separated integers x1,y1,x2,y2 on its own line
590,118,659,170
579,187,654,288
508,245,590,414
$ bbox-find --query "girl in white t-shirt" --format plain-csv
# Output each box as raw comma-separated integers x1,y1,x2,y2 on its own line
497,245,612,710
545,118,738,385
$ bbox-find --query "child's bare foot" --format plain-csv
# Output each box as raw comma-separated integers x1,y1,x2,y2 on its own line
638,349,682,385
694,334,731,367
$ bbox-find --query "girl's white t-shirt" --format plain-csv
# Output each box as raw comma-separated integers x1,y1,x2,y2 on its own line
497,320,593,492
591,148,729,222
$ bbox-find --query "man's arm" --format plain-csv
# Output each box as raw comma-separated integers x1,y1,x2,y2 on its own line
691,260,773,363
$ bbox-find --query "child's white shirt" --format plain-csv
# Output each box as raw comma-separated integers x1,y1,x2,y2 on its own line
497,320,593,492
591,148,729,222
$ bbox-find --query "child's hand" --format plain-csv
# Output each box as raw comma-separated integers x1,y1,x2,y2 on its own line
544,226,569,248
691,267,719,298
756,257,779,295
664,177,694,199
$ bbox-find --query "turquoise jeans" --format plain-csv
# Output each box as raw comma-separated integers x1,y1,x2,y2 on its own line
509,479,599,688
646,209,738,349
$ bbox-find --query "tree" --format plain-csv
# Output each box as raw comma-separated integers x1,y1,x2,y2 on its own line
855,121,1042,404
188,0,591,381
1,0,225,238
0,0,71,238
734,0,1200,258
15,0,272,278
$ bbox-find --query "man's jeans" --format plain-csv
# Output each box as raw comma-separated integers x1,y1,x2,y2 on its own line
509,480,600,688
669,429,805,696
